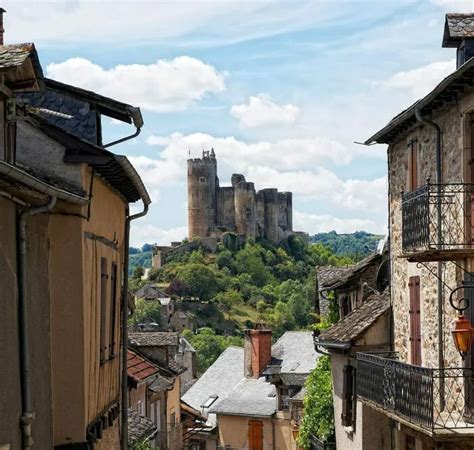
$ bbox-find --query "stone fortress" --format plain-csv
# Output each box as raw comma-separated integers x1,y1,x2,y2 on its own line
188,149,293,243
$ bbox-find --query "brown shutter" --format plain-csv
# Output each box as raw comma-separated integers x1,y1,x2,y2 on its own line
100,257,108,363
341,365,354,427
408,140,418,191
109,262,117,358
409,276,421,365
248,420,263,450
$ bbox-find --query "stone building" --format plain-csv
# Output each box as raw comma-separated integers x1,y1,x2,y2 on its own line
187,150,293,243
358,12,474,450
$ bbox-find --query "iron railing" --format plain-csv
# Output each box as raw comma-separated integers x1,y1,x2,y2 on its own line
402,182,474,252
356,352,474,432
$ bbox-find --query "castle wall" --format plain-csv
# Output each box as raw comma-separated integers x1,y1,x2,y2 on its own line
234,181,257,238
255,191,265,238
217,186,236,232
187,155,217,239
278,192,293,239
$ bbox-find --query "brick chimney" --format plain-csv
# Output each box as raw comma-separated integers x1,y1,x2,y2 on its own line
0,8,5,46
244,323,272,378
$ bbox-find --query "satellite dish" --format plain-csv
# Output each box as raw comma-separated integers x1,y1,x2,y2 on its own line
375,259,390,292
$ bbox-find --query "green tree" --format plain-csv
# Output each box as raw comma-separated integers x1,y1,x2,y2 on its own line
128,298,162,327
235,243,272,287
133,265,145,279
175,263,221,300
213,289,243,320
298,355,335,447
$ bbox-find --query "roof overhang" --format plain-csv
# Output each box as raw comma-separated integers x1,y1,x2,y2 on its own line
365,57,474,145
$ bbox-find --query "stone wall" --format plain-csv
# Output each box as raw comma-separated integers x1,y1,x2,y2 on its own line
388,98,473,370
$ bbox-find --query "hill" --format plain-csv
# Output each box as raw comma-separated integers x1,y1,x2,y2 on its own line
310,231,383,257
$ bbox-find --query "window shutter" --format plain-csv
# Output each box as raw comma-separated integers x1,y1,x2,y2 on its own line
341,365,354,427
100,257,108,363
409,276,421,365
109,262,117,358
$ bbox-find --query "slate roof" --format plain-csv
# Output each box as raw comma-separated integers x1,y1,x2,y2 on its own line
316,290,390,349
182,346,245,427
168,357,187,375
443,13,474,47
0,43,38,69
128,408,156,446
135,283,168,300
149,374,174,393
365,56,474,145
127,349,159,383
318,252,381,292
209,377,276,417
129,331,179,347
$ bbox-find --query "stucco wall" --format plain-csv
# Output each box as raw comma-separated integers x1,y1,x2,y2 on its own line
0,198,54,449
217,415,274,449
331,353,391,450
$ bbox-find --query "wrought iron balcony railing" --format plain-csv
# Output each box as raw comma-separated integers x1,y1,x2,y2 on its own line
402,182,474,258
356,352,474,433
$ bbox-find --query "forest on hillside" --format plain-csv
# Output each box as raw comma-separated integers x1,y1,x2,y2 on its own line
310,230,383,257
129,235,354,373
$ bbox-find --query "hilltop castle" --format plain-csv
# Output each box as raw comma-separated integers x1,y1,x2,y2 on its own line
187,150,293,243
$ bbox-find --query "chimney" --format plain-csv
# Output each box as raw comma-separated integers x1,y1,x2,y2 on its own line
0,8,5,46
244,323,272,378
443,13,474,69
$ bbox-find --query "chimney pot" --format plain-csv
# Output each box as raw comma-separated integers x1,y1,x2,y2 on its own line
0,8,6,46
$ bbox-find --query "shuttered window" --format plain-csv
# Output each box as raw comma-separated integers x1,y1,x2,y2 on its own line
248,420,263,450
341,365,356,428
109,262,118,358
100,257,108,363
407,140,419,191
409,276,422,365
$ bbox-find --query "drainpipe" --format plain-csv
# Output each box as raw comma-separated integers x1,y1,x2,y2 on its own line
17,195,57,449
104,127,141,149
415,108,444,409
121,202,149,450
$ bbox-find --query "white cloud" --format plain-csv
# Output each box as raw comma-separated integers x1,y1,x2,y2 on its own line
294,210,387,235
46,57,225,112
130,224,187,247
430,0,474,12
382,59,456,100
230,94,300,128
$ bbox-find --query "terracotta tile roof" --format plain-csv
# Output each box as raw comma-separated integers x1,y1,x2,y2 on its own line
128,408,156,446
127,350,159,383
129,331,179,347
316,290,390,348
443,13,474,47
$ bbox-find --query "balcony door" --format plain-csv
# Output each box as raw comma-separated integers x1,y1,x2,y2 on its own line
409,276,421,365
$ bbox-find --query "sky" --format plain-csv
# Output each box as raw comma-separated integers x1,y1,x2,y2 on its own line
6,0,474,246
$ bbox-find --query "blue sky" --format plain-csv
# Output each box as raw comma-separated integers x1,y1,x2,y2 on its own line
6,0,471,246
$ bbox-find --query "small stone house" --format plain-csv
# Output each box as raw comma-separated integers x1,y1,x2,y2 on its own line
361,12,474,450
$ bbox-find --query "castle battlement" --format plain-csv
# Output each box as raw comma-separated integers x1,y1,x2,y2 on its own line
187,151,293,243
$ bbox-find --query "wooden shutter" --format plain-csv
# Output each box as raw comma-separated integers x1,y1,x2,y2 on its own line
248,420,263,450
409,276,421,365
109,262,117,358
341,365,354,427
408,140,418,191
100,257,108,363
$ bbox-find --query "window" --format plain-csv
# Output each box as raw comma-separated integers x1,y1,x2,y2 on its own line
199,176,206,183
341,365,356,428
170,412,176,429
405,435,416,450
407,139,419,191
100,257,108,363
408,276,421,366
339,294,352,318
137,400,144,416
109,262,117,358
248,420,263,450
279,387,290,411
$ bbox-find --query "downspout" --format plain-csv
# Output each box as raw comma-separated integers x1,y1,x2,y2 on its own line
415,108,444,410
104,127,141,149
121,202,149,450
17,195,57,449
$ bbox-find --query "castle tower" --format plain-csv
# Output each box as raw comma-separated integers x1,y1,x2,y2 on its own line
187,150,218,239
234,176,256,238
262,188,279,242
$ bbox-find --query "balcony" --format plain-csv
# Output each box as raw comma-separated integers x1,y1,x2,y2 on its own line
356,352,474,436
401,183,474,262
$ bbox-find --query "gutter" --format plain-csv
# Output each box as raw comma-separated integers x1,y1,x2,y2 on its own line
120,175,150,449
18,196,57,449
414,108,445,411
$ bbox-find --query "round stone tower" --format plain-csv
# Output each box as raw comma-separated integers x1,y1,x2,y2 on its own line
187,149,218,239
234,178,256,238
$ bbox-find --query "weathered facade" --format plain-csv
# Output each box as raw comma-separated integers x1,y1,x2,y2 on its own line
0,33,151,450
358,12,474,450
187,150,293,243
